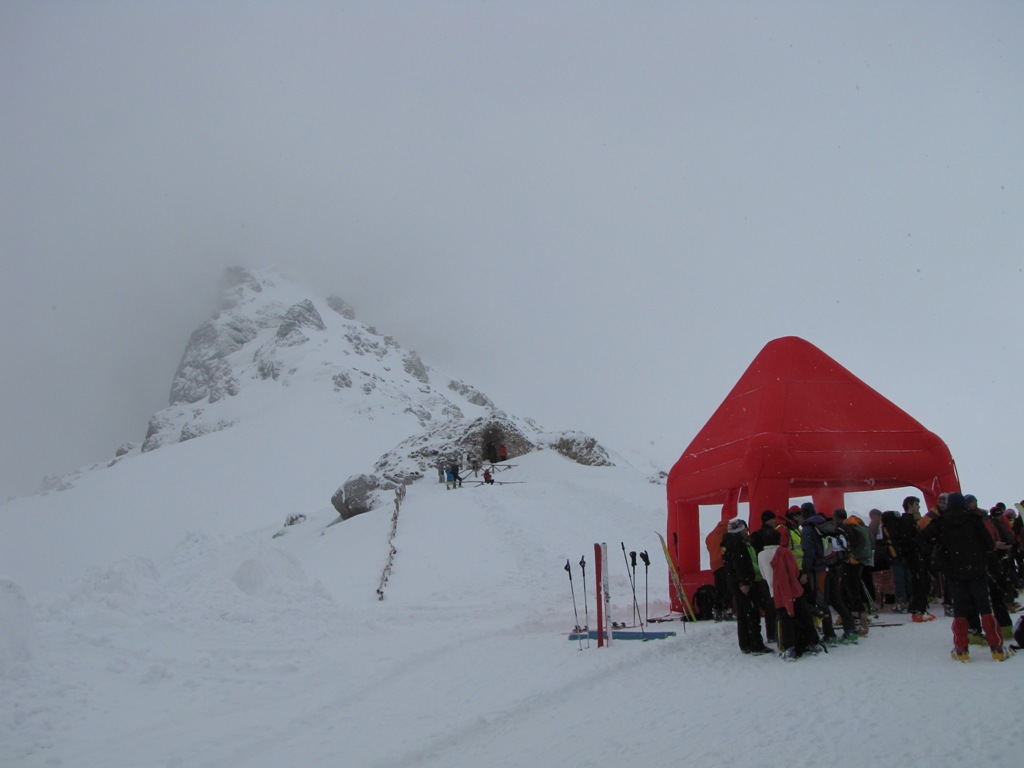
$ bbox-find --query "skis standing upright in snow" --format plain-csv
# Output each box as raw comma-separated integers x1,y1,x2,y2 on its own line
656,532,696,624
602,543,611,646
593,542,612,647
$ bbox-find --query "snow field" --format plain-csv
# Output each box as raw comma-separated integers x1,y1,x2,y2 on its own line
2,452,1021,767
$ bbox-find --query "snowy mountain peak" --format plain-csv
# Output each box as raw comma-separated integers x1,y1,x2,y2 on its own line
168,268,336,406
53,267,612,513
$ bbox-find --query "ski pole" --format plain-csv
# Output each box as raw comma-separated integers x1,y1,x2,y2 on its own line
630,551,638,625
861,577,878,616
579,555,590,648
621,543,645,637
639,550,650,623
565,559,583,650
621,543,636,624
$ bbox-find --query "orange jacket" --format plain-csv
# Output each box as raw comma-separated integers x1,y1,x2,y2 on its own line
706,519,730,571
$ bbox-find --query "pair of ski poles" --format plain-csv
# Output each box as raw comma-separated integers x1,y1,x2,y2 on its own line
621,543,649,638
565,557,590,649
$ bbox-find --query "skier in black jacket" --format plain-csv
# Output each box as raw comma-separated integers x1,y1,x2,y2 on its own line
919,492,1014,661
721,519,771,655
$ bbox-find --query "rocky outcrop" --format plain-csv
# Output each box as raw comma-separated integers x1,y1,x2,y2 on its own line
169,318,253,404
255,299,327,380
447,380,494,409
402,352,429,384
276,299,326,344
331,474,399,520
168,269,290,404
549,431,613,467
368,415,536,487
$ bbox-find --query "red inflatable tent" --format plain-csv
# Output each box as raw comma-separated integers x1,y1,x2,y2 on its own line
665,336,959,609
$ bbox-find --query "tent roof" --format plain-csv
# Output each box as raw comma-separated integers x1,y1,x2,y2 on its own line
667,336,957,504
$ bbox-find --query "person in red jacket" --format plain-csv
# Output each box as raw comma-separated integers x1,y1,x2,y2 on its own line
758,526,821,660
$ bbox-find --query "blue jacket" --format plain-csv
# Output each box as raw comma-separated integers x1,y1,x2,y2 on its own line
800,514,827,573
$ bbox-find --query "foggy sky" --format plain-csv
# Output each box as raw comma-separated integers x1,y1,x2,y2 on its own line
2,2,1023,506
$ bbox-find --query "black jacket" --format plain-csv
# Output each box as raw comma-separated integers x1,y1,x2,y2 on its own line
919,494,993,582
896,513,921,566
722,531,756,588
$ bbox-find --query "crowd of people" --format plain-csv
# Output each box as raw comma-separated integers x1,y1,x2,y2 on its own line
704,494,1024,662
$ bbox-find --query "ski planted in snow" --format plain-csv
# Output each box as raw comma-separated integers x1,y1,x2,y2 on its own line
656,532,696,623
593,542,613,647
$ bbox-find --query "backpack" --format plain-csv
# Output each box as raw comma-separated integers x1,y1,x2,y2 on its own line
873,530,892,569
693,584,718,621
815,520,850,567
843,523,873,564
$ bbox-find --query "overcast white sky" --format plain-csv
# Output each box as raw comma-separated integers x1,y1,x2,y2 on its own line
2,1,1022,503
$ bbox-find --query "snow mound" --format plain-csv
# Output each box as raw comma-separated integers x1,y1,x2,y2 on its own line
232,546,311,596
68,557,161,614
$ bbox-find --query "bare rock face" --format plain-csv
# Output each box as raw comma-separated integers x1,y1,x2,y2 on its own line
255,299,327,380
331,474,385,520
170,317,254,404
275,299,326,344
142,410,182,452
171,268,332,397
549,431,613,467
402,351,429,384
447,380,494,409
169,268,272,405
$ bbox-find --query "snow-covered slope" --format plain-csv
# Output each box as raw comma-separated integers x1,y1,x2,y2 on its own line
0,269,1019,768
11,267,616,591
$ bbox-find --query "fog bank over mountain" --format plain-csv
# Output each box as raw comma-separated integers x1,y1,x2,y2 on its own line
2,2,1022,503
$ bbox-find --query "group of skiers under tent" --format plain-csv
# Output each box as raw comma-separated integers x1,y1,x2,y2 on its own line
700,493,1024,662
